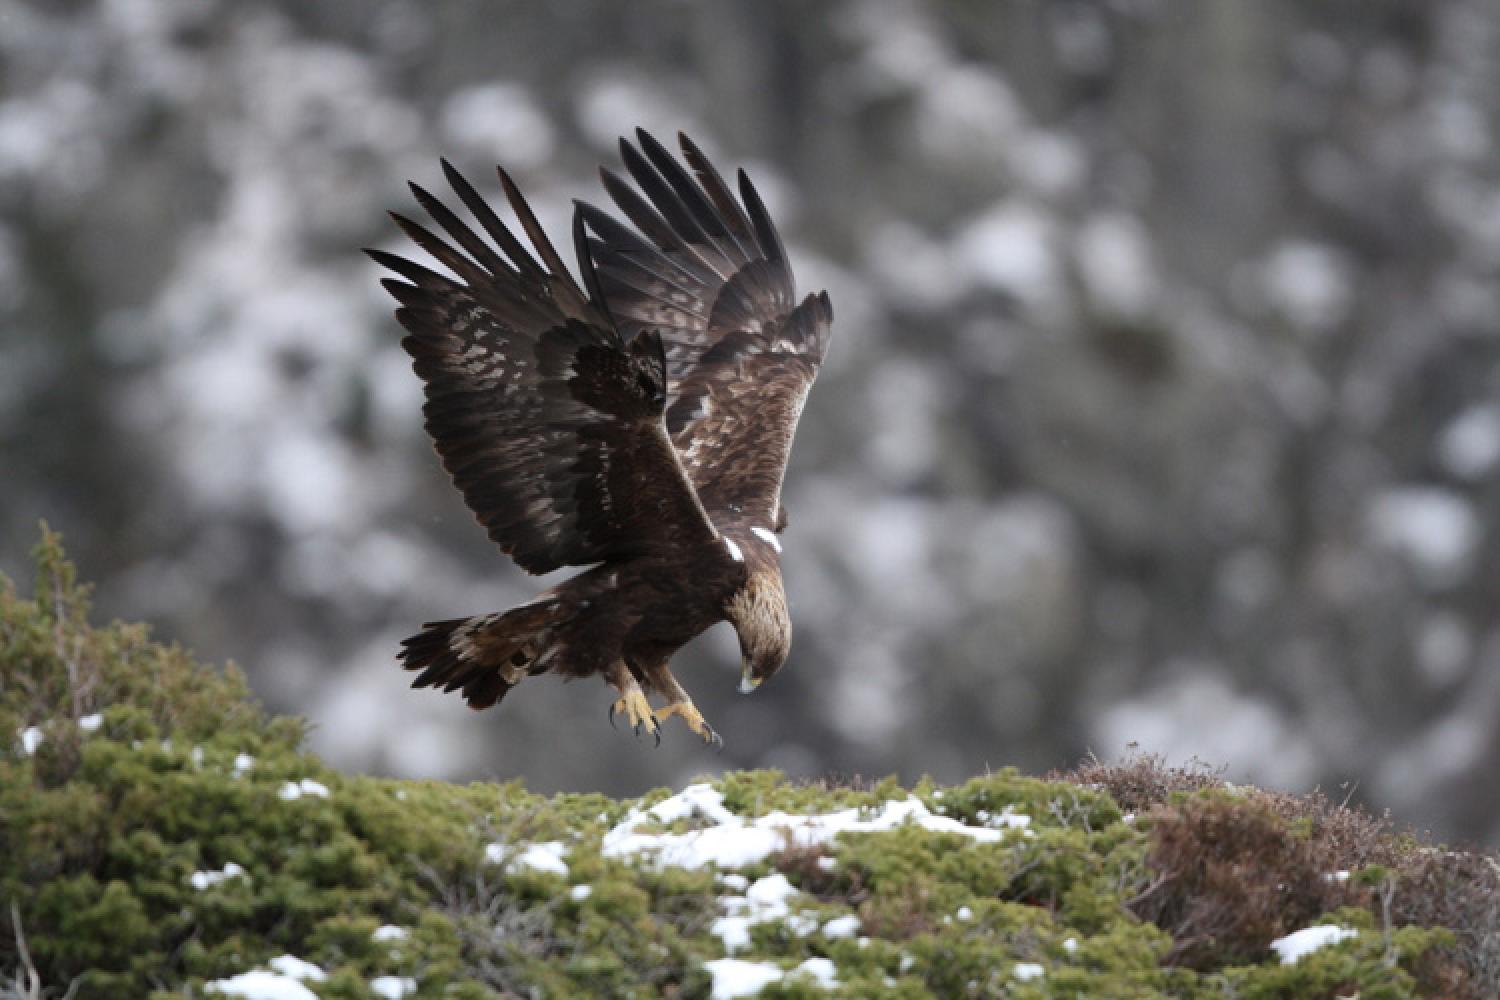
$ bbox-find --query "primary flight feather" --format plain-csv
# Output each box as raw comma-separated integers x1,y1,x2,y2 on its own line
369,130,833,746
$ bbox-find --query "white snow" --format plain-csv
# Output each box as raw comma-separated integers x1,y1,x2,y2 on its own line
371,924,408,943
190,862,248,890
704,958,784,999
1011,962,1045,981
205,970,319,1000
1260,240,1352,333
206,956,325,1000
569,884,593,902
267,957,325,983
233,753,255,775
954,905,973,921
369,976,417,1000
1075,213,1157,318
866,222,962,312
19,726,43,755
792,957,840,990
1438,404,1500,480
711,873,811,954
1007,129,1087,199
915,65,1024,165
956,201,1061,311
821,914,861,940
1366,486,1479,588
278,779,330,801
488,840,569,877
1063,936,1079,953
439,83,552,170
78,713,104,732
1270,925,1358,964
576,77,696,153
974,806,1033,833
602,783,1025,871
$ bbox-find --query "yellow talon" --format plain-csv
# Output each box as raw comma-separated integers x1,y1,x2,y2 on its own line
610,689,660,742
656,701,723,749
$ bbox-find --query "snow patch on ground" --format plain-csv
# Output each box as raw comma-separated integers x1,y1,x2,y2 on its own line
703,957,839,998
277,778,330,801
190,862,248,890
710,873,817,954
1011,962,1045,981
602,782,1026,871
266,957,325,983
78,712,103,732
821,914,861,940
205,955,326,999
791,957,840,990
369,976,417,1000
371,924,408,943
704,958,784,999
19,726,42,755
1270,925,1358,964
486,839,569,877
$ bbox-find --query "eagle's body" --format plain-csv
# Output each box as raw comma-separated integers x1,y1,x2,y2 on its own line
370,131,832,745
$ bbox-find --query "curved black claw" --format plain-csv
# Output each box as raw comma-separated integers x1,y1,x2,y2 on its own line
708,728,725,754
653,727,662,749
608,702,618,730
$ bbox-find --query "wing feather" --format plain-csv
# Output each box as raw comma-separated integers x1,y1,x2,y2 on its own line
370,164,716,573
583,131,832,529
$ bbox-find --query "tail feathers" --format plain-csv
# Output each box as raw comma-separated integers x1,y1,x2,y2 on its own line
399,600,563,710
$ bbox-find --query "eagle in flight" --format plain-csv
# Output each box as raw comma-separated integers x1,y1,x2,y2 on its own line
369,130,833,747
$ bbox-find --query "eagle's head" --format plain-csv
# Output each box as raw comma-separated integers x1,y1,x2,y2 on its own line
726,570,790,693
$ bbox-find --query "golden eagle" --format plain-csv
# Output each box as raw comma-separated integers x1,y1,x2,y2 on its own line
369,130,833,746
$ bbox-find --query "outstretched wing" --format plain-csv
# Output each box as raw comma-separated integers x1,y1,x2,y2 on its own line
369,160,717,574
578,130,833,530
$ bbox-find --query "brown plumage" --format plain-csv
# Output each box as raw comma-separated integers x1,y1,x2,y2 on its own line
369,130,833,746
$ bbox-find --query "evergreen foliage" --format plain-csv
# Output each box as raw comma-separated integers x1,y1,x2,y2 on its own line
2,532,1493,998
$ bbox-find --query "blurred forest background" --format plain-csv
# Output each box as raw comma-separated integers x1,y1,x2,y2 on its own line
3,0,1499,843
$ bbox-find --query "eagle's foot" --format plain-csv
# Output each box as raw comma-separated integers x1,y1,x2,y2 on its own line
655,700,723,750
609,689,661,746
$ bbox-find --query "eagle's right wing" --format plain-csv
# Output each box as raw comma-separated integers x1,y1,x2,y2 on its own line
369,161,718,574
578,131,833,532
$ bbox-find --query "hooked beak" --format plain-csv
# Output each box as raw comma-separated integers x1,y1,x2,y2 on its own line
738,665,761,694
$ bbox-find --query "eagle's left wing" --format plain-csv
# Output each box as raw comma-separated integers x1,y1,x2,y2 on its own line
578,130,833,531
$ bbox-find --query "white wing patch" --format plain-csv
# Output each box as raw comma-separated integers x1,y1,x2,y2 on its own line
751,526,782,553
723,536,744,563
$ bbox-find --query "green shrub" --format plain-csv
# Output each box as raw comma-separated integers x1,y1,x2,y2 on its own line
1,530,1493,999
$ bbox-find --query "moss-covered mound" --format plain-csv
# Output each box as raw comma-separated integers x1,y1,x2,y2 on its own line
2,530,1496,999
